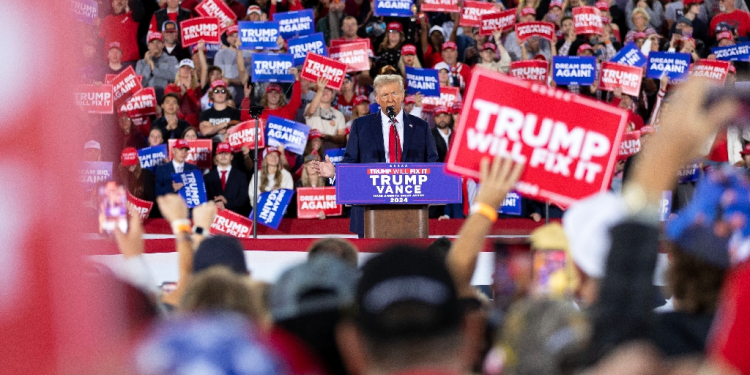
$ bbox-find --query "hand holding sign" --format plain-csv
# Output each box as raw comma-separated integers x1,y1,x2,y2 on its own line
475,155,526,210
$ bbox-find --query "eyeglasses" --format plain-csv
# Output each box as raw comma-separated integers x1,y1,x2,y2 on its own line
213,89,227,94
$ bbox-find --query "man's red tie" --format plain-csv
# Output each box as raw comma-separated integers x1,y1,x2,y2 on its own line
389,121,402,163
221,170,227,191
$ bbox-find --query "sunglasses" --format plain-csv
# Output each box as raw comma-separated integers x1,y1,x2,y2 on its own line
213,89,227,94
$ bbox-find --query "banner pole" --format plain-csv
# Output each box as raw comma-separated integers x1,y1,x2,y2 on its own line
545,201,550,225
253,116,259,239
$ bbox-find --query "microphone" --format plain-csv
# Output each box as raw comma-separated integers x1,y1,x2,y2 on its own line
386,106,397,122
386,106,400,162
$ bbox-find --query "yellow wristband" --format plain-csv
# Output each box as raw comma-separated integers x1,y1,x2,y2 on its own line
171,219,192,235
470,203,498,223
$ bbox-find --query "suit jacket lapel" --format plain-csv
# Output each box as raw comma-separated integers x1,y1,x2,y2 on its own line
372,113,386,162
402,113,417,161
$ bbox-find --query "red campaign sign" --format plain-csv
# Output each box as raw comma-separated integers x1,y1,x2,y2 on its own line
109,66,143,108
460,0,499,28
515,21,556,42
226,120,266,152
132,116,152,137
479,8,517,36
105,74,142,85
194,0,237,32
422,86,461,112
509,60,549,82
210,208,253,238
446,69,629,207
75,84,114,114
598,62,643,97
300,53,348,91
180,17,221,47
126,191,154,219
572,6,603,35
119,87,157,117
329,41,371,73
168,139,213,169
330,38,374,57
422,0,460,13
689,60,730,86
296,187,343,218
618,131,641,159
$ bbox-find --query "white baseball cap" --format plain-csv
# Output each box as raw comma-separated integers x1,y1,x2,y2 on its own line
178,59,195,69
84,140,101,151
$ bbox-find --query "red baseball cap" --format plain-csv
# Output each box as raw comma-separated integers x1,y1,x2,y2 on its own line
121,147,139,166
308,129,323,140
353,95,369,106
148,32,163,43
452,101,463,114
211,80,228,90
534,53,548,61
247,5,261,15
683,0,703,5
482,42,497,52
550,0,563,9
640,126,655,135
404,95,416,104
264,146,281,157
174,139,190,149
216,142,232,154
226,25,239,35
729,64,737,74
387,22,403,33
577,43,594,55
434,106,451,115
521,7,536,16
109,42,122,50
266,83,282,93
740,144,750,155
717,31,734,42
595,1,609,10
442,41,457,50
401,44,417,55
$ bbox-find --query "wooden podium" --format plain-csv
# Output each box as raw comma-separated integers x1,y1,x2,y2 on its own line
363,205,429,238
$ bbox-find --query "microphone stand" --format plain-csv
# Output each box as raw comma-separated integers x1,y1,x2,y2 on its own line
247,82,265,239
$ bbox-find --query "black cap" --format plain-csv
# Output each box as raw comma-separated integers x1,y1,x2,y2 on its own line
193,235,249,275
676,17,693,27
356,246,461,340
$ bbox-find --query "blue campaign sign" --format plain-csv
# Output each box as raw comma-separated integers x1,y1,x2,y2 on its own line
251,53,295,82
374,0,413,17
137,144,168,171
552,56,597,85
71,0,98,25
336,163,462,204
405,66,440,97
274,9,315,40
250,188,295,230
646,52,691,80
265,115,311,155
498,191,522,216
659,190,673,222
288,33,328,66
678,162,701,183
80,161,113,191
325,148,346,164
239,21,280,50
611,43,648,67
171,170,208,208
711,42,750,61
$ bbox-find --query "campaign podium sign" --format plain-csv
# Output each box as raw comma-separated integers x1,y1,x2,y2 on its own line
274,9,315,39
405,66,441,97
552,56,597,85
335,163,461,205
211,208,253,238
460,0,498,27
288,33,328,66
250,189,294,230
422,0,460,13
297,187,343,218
172,170,208,208
194,0,236,32
168,139,213,169
227,120,266,152
180,17,221,46
446,69,629,207
479,9,516,35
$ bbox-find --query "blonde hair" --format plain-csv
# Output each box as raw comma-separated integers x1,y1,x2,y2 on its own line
174,68,199,90
352,102,370,120
180,266,262,321
398,54,422,77
300,160,327,187
373,74,405,96
260,90,287,108
631,7,651,24
260,154,283,191
378,31,404,53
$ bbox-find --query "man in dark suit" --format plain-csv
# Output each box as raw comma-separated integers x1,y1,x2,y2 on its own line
205,142,250,216
431,105,453,163
155,139,200,197
313,74,439,237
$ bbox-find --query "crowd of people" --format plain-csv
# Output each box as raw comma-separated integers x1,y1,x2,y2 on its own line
77,0,750,374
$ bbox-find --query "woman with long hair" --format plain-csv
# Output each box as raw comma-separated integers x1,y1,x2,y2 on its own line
182,127,199,140
147,128,165,147
116,147,155,209
164,53,203,128
118,113,147,151
371,22,405,78
397,44,422,77
248,147,294,207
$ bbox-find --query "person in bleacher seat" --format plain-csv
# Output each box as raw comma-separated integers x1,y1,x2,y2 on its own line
205,143,250,216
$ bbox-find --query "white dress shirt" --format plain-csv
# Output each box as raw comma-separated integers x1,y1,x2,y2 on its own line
172,160,185,174
437,127,451,149
380,108,405,162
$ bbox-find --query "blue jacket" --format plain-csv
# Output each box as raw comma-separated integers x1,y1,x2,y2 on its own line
155,161,201,197
343,111,439,237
